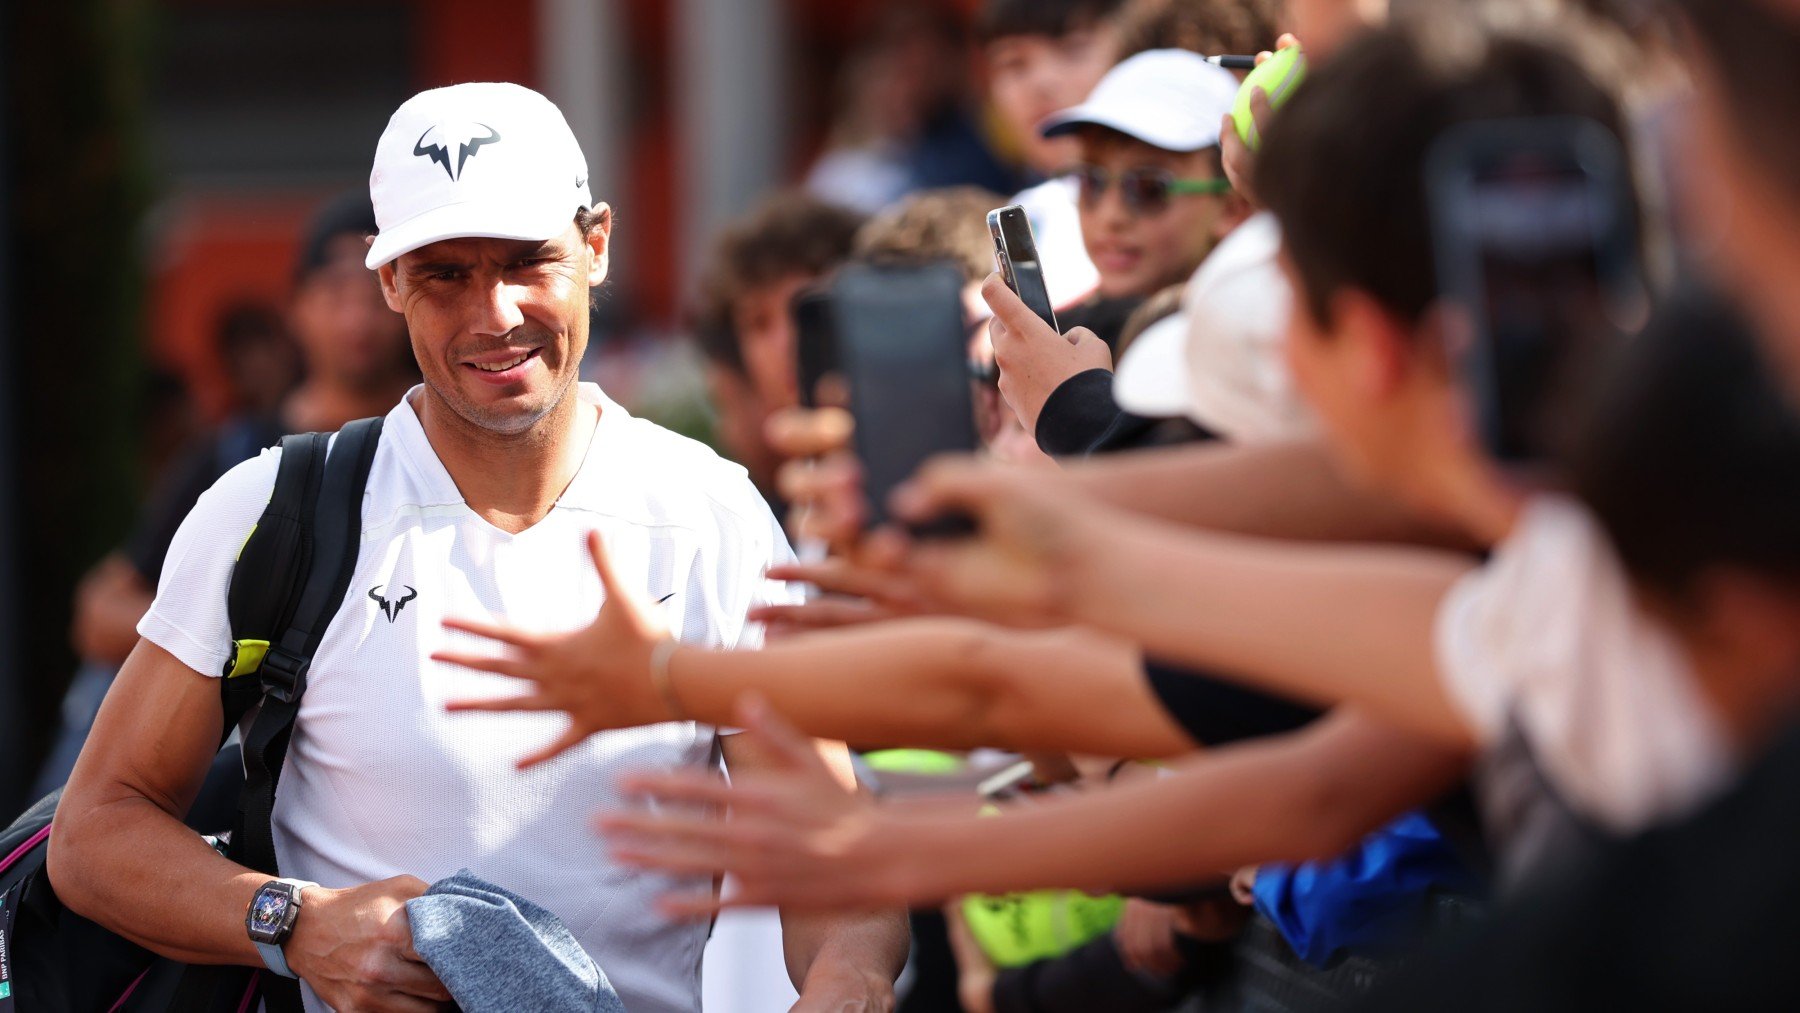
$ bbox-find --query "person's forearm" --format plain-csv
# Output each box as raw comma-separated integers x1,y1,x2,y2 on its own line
1055,509,1476,745
783,907,910,997
1059,439,1470,547
879,711,1464,900
50,794,265,966
671,620,1192,757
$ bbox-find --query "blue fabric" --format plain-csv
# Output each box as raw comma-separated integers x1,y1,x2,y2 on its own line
1251,812,1477,966
406,870,626,1013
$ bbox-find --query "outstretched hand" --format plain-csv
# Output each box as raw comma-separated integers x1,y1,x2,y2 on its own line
437,530,672,769
599,694,911,917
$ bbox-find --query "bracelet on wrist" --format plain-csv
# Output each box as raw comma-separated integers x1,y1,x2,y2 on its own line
650,638,687,721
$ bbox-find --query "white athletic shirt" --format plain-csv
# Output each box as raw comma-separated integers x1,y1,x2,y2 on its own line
139,383,800,1013
1434,495,1735,834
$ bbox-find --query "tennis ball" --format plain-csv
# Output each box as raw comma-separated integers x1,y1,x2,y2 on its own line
861,749,965,776
960,889,1126,967
1231,46,1307,150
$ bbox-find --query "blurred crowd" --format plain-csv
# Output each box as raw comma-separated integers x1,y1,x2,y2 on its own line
23,0,1800,1009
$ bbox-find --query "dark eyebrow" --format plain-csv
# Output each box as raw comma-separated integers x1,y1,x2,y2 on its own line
404,260,469,277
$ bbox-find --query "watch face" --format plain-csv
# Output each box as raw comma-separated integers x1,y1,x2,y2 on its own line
250,889,291,936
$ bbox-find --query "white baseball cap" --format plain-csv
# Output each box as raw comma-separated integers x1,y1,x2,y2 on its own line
1114,213,1316,442
365,82,592,269
1038,49,1240,152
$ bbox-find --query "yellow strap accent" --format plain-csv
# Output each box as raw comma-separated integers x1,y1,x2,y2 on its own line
227,639,270,679
235,522,258,562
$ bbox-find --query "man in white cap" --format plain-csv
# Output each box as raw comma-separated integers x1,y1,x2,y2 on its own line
52,82,906,1013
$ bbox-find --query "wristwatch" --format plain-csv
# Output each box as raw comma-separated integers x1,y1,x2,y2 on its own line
246,878,318,978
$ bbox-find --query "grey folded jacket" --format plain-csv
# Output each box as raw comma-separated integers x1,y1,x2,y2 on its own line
406,870,628,1013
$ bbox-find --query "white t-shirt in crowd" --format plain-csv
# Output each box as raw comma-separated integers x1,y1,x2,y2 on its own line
1434,495,1735,834
1178,212,1314,443
140,383,800,1013
1011,175,1100,310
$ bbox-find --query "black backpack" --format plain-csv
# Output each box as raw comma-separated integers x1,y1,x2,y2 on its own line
0,417,382,1012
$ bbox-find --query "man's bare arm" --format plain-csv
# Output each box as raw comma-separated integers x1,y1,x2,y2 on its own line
51,639,450,1011
50,638,267,963
720,733,908,1009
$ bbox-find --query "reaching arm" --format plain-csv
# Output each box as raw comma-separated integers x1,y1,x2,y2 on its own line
437,533,1198,765
604,703,1470,912
893,460,1479,747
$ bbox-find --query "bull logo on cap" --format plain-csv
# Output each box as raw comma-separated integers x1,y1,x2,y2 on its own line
412,122,502,182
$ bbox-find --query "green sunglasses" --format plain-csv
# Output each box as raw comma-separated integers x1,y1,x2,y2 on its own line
1070,164,1232,216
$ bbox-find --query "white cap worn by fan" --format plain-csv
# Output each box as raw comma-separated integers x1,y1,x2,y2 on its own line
365,82,592,269
1114,213,1317,443
1037,49,1240,152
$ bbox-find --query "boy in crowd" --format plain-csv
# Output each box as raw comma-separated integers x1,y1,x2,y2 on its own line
997,48,1250,455
692,193,864,503
977,0,1126,308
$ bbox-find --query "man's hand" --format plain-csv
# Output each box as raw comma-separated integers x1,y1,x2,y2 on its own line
981,274,1112,436
1112,898,1186,978
285,876,452,1013
437,530,669,767
886,457,1113,628
791,964,898,1012
600,695,913,915
768,406,866,554
1218,33,1301,208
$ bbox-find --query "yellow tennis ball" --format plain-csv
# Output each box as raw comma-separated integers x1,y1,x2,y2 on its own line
960,890,1126,968
1232,46,1307,150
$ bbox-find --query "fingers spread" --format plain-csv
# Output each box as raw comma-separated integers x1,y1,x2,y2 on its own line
431,650,531,680
443,693,552,714
440,616,537,648
516,723,593,770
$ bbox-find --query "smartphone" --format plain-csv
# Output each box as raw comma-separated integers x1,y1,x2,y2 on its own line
986,204,1059,332
790,285,839,409
828,261,979,536
1426,116,1648,465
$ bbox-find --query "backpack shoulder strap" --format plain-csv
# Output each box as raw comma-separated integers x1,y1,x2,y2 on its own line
222,416,380,1013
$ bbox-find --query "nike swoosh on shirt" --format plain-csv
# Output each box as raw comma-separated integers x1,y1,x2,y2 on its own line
656,593,676,604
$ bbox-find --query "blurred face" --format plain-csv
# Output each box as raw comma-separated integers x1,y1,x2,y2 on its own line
378,213,608,436
1277,252,1472,519
1076,130,1239,299
1284,0,1388,60
289,235,409,391
731,273,812,413
1687,52,1800,398
985,26,1119,175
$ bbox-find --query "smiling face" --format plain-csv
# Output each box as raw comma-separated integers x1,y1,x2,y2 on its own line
377,209,610,436
1074,129,1240,299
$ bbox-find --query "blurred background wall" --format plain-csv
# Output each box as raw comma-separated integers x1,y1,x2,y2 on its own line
0,0,1018,808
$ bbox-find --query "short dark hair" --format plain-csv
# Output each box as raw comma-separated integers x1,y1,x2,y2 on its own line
1571,285,1800,599
693,192,865,373
976,0,1129,45
1254,24,1626,329
1114,0,1279,59
1673,0,1800,194
294,191,378,285
853,186,1006,284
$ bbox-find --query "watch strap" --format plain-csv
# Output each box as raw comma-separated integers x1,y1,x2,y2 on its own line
256,938,297,979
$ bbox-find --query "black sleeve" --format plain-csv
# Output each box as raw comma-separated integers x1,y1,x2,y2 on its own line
1143,659,1320,748
1034,369,1127,458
